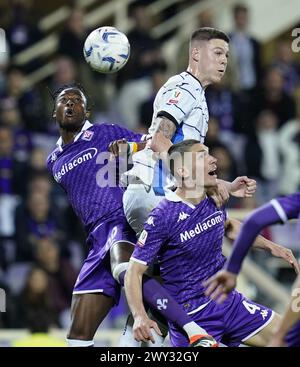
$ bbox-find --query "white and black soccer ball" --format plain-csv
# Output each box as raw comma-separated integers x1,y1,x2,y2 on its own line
83,26,130,74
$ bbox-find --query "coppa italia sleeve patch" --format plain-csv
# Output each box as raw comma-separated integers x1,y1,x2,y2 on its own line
137,229,148,247
167,90,181,104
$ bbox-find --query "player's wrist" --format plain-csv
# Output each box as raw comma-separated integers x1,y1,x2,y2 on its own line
127,142,138,155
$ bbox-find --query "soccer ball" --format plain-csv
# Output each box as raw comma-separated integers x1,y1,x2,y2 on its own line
83,26,130,74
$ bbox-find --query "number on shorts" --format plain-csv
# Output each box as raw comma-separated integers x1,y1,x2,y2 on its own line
242,300,261,314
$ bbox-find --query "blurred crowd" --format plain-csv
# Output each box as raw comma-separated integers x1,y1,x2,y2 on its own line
0,0,299,331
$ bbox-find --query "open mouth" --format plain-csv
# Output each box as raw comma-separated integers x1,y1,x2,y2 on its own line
65,108,74,117
208,169,217,177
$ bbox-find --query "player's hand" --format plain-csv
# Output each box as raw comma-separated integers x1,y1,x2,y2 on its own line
207,181,230,208
203,270,237,303
133,314,162,344
230,176,257,198
108,138,128,158
147,131,172,153
268,244,300,274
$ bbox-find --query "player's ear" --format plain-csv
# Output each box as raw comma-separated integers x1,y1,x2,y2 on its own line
177,167,189,179
191,47,200,63
85,110,91,118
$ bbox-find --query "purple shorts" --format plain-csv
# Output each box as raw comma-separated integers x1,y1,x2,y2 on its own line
73,218,136,304
169,290,274,347
285,320,300,347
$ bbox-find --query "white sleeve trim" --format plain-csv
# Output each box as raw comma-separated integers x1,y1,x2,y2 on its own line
131,257,148,266
270,199,288,223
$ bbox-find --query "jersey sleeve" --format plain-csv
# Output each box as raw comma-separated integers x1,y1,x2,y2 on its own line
46,149,58,176
131,208,168,266
270,192,300,222
156,83,197,126
98,123,144,143
115,124,144,142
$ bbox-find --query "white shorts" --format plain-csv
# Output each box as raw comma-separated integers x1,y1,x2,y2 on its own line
122,184,164,236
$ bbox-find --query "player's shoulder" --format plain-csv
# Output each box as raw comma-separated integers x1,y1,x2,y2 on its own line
206,196,227,213
148,198,171,219
46,147,60,171
92,122,128,134
163,72,191,88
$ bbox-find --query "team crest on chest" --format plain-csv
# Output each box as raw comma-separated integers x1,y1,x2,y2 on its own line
82,130,94,141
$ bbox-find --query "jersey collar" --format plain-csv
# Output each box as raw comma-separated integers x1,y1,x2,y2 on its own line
56,120,93,151
165,190,196,209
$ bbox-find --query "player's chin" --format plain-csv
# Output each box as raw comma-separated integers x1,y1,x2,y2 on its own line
214,74,223,83
208,175,218,186
60,118,81,132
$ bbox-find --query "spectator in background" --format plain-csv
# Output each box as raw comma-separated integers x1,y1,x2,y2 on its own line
116,1,166,129
272,38,300,96
16,267,59,328
48,56,77,93
27,171,52,198
138,63,167,133
1,67,46,132
0,124,27,196
14,190,68,261
244,110,281,204
0,97,32,164
278,116,300,195
33,238,77,327
228,4,262,133
5,0,43,72
57,7,87,64
229,3,261,92
254,67,296,129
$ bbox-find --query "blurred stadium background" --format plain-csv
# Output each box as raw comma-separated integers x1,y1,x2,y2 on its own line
0,0,299,346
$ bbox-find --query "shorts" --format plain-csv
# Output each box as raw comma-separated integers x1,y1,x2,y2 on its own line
73,218,136,304
169,290,274,347
285,320,300,347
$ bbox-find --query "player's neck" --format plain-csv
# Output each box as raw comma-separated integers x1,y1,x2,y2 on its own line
60,130,79,145
175,187,206,206
59,126,83,145
186,66,209,89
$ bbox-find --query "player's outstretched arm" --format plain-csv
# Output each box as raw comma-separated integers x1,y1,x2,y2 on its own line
124,260,162,344
268,274,300,346
204,215,299,303
225,218,300,274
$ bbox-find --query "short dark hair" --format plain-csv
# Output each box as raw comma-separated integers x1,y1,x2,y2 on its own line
190,27,230,44
49,82,92,116
168,139,200,177
233,3,248,16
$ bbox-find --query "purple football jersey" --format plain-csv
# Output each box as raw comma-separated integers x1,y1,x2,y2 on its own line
132,191,227,313
47,121,142,231
270,191,300,221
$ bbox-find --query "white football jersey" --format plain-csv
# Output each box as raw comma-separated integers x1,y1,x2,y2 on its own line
149,71,209,143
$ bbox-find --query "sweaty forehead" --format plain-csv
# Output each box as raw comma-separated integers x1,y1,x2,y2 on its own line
208,38,229,52
57,88,86,101
191,143,208,153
